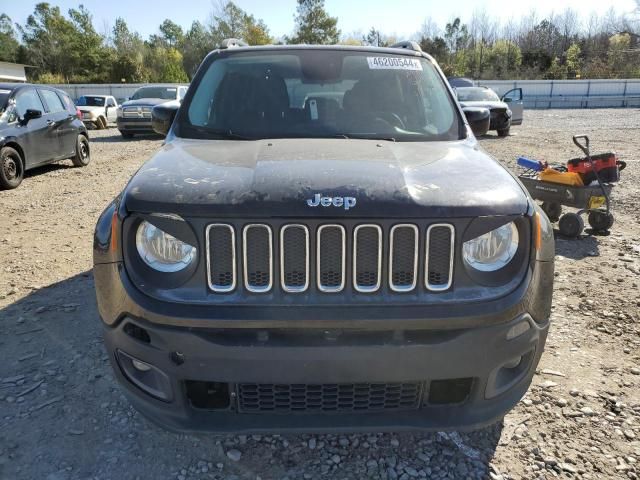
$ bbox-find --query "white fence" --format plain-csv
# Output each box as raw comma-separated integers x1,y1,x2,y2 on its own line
47,83,186,103
47,79,640,109
476,79,640,109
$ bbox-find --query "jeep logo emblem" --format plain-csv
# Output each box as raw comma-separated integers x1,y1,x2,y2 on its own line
306,193,356,210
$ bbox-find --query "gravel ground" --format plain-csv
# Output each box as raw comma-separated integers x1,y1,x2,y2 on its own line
0,109,639,480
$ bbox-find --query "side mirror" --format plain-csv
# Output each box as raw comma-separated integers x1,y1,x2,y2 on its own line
462,107,490,137
23,109,42,123
151,101,179,136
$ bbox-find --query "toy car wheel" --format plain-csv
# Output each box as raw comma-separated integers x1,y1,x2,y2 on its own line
559,213,584,238
588,211,614,232
541,201,562,222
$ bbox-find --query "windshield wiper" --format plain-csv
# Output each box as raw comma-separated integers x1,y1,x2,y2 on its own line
334,133,396,142
191,126,256,140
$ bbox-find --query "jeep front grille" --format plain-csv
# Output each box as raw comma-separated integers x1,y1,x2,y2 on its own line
206,222,455,294
237,382,422,413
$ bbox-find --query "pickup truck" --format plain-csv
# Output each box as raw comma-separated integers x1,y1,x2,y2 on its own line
76,95,118,129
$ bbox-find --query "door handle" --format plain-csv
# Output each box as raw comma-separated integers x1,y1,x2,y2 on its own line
46,119,55,126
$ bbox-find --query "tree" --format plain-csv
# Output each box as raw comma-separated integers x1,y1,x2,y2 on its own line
288,0,340,45
159,19,184,48
565,43,582,78
182,21,214,78
110,17,148,82
210,2,271,45
0,14,21,62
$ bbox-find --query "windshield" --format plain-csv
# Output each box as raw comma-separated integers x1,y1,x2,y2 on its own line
76,96,105,107
181,50,461,141
131,87,178,100
456,88,500,102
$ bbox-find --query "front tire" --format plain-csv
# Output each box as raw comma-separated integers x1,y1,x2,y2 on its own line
97,116,107,130
497,127,510,137
71,134,91,167
0,146,24,190
588,211,614,232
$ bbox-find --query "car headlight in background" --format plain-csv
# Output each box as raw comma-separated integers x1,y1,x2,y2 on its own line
135,220,196,272
116,106,123,117
463,222,519,271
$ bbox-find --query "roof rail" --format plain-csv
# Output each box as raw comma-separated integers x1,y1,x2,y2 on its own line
389,41,422,52
219,38,248,49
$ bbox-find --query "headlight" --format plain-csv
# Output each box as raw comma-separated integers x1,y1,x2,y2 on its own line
116,106,123,117
463,222,519,271
135,221,196,272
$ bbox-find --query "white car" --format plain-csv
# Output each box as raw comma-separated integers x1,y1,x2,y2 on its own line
76,95,118,129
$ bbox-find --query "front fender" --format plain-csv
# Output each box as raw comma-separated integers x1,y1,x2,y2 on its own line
94,196,123,265
534,203,555,262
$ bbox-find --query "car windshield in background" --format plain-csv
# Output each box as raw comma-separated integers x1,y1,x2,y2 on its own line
456,88,500,102
131,87,177,100
76,96,105,107
182,50,461,142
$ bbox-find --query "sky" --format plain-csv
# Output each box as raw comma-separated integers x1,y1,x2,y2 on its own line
1,0,637,40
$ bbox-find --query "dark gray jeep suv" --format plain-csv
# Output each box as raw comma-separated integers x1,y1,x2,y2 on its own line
94,40,555,433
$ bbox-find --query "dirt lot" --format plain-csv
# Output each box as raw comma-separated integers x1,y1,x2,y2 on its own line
0,109,639,480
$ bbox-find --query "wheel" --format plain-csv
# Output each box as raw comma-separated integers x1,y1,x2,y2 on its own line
541,201,562,222
559,213,584,238
71,134,90,167
97,116,107,130
0,146,24,190
588,211,614,232
120,131,134,139
497,127,510,137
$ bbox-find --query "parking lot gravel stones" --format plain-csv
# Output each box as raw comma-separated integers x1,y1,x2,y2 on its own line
1,110,639,479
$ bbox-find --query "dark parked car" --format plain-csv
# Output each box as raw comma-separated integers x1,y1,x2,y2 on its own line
0,83,90,190
455,86,524,137
116,85,188,138
94,41,554,433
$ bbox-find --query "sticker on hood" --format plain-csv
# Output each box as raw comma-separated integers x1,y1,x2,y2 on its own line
367,57,422,71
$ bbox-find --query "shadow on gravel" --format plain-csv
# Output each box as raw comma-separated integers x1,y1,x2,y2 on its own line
554,233,601,259
89,131,164,143
0,271,504,479
23,162,74,179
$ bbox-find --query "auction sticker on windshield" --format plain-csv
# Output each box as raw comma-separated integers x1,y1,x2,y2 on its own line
367,57,422,70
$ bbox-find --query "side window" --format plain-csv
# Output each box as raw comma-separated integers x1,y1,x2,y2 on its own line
179,87,187,100
15,88,45,118
107,98,116,107
39,89,66,113
60,93,77,114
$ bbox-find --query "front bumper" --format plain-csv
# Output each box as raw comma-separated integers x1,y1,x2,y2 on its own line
95,260,553,433
117,117,154,132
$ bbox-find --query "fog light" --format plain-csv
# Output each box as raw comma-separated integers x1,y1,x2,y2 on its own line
506,321,530,340
132,359,151,372
503,356,522,369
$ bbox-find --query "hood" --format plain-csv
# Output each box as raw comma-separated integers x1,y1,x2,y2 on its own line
121,98,173,107
459,100,509,111
78,105,105,113
122,138,529,218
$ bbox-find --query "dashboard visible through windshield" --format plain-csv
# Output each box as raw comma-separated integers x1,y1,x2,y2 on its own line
180,49,462,142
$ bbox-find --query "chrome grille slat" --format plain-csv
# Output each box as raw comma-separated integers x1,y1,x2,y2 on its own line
206,224,236,292
280,225,309,292
425,224,455,291
243,224,273,293
389,224,418,292
353,225,382,293
317,225,346,292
